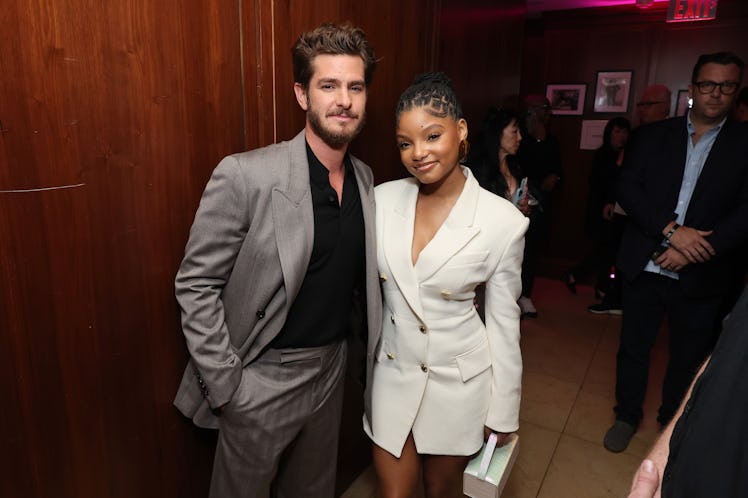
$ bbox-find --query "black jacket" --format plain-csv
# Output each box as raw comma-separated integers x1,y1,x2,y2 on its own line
616,117,748,298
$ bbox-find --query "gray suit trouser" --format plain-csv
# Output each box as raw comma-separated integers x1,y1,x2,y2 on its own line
209,340,347,498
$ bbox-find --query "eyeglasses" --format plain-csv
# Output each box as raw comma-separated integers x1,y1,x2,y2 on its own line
636,101,667,107
693,80,739,95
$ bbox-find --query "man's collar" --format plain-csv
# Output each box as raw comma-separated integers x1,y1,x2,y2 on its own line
305,140,352,186
687,111,728,135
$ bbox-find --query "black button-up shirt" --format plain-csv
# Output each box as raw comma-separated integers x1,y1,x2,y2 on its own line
271,142,365,348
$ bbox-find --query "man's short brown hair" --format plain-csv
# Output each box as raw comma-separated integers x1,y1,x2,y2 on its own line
292,22,377,88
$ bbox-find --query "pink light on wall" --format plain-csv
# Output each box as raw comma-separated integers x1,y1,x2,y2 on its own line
527,0,669,15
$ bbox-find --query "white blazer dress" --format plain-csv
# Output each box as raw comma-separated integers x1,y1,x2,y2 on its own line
363,167,528,457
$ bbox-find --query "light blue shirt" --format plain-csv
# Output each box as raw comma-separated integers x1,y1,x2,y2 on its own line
644,112,726,279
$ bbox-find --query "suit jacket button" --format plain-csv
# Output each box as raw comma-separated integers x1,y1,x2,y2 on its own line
420,363,428,372
256,309,265,319
379,273,388,282
390,315,395,324
440,289,452,299
387,353,395,360
419,325,427,334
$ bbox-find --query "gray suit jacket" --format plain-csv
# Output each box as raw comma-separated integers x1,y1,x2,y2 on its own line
174,131,382,429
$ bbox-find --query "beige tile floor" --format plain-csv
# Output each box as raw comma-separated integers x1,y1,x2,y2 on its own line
342,277,669,498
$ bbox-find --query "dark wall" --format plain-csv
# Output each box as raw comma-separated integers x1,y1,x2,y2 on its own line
519,0,748,275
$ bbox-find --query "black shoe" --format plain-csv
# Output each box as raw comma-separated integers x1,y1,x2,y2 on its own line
560,272,577,294
588,303,622,315
604,420,636,452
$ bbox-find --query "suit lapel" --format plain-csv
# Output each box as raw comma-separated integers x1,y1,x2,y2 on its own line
383,179,424,319
688,120,732,209
415,167,481,282
351,155,382,334
272,132,314,312
384,168,482,320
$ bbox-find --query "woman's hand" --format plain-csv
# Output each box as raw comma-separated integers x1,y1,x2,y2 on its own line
517,196,531,216
484,427,513,447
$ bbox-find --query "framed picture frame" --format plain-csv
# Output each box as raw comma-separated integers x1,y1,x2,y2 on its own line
593,70,633,113
545,83,587,116
676,89,691,116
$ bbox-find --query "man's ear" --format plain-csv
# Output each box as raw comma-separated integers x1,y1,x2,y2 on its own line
294,83,308,111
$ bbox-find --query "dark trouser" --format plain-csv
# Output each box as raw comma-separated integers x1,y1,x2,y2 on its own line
614,273,721,426
210,340,347,498
599,214,625,304
521,210,548,298
569,214,626,298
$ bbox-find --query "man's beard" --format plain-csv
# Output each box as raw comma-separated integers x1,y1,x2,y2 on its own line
307,108,366,147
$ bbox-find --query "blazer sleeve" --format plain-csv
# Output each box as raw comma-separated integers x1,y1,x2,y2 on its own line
704,125,748,257
175,155,248,409
483,214,529,432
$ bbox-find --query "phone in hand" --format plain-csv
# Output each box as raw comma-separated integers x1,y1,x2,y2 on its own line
513,177,528,206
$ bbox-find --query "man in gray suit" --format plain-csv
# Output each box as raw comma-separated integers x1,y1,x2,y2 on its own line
173,23,382,498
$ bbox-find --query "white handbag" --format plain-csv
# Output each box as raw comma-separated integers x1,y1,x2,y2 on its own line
463,433,519,498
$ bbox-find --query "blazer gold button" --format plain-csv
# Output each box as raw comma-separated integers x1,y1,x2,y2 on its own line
256,309,265,319
390,315,395,324
419,325,427,334
420,363,428,372
440,289,452,299
379,273,388,282
387,353,394,360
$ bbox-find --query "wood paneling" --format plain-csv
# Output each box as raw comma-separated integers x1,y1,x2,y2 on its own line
1,0,242,496
519,0,748,274
1,0,447,495
438,0,527,126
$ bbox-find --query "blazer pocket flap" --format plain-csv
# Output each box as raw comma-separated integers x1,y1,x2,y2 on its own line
450,251,489,266
455,342,491,382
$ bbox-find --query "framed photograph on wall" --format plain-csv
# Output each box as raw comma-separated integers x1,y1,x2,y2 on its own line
676,89,691,116
545,83,587,116
593,70,633,113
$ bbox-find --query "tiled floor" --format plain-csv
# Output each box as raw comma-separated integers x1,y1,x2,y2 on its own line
341,277,669,498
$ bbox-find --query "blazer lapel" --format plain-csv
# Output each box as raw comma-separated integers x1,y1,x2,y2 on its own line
383,179,425,319
415,167,481,282
272,131,314,312
688,120,732,209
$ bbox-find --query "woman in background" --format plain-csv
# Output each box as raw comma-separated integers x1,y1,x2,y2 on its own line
561,116,630,314
363,73,528,497
469,107,535,317
469,107,530,214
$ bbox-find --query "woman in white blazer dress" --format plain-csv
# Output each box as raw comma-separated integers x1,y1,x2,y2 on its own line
364,73,529,497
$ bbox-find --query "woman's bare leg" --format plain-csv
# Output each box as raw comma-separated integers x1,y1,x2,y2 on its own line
422,454,470,498
373,433,421,498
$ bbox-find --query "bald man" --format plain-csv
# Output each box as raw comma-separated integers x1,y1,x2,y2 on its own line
635,85,672,126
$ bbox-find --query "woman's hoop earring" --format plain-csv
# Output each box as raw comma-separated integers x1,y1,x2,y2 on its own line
459,139,470,163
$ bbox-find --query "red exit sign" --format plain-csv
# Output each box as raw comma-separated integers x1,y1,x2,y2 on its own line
667,0,718,22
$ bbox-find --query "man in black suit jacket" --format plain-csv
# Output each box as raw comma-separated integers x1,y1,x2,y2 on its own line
604,52,748,453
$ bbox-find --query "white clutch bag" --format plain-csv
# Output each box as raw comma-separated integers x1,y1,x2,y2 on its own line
463,433,519,498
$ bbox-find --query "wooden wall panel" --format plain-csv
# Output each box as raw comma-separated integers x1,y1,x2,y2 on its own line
519,0,748,275
438,0,527,127
0,0,242,496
